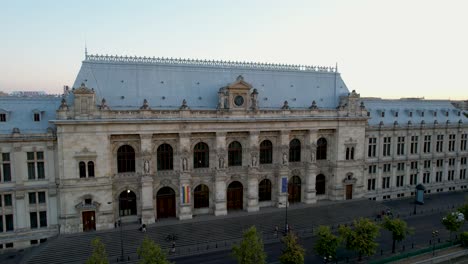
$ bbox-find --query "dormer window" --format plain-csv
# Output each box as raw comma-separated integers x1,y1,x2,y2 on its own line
0,113,6,122
34,113,41,122
409,112,413,117
395,112,398,117
421,111,425,117
381,112,385,118
85,198,92,205
433,112,437,117
446,112,449,117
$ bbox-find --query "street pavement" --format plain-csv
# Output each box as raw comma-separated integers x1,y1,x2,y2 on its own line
4,190,467,264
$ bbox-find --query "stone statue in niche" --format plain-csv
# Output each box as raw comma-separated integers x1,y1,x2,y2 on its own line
282,152,288,165
182,157,188,171
252,154,258,167
218,156,225,169
311,151,316,162
144,159,150,174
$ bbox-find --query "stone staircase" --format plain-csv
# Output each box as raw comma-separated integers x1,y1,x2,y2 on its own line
23,199,386,264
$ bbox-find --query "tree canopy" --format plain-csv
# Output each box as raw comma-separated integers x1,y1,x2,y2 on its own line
339,218,380,261
381,216,412,253
137,236,172,264
86,237,109,264
279,232,305,264
231,226,267,264
314,225,340,259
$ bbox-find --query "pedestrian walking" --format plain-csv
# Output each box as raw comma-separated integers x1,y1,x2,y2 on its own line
170,241,176,254
141,224,146,233
275,225,279,238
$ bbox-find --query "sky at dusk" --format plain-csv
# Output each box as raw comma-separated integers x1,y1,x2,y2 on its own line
1,0,467,100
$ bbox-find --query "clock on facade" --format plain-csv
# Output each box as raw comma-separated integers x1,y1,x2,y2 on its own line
234,95,244,106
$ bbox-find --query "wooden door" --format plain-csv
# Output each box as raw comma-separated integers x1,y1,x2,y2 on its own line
82,211,96,232
346,185,353,200
157,194,176,219
227,182,243,210
288,176,301,203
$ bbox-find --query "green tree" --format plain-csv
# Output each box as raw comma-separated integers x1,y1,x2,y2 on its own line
279,232,305,264
231,226,267,264
137,236,172,264
339,218,380,261
314,225,340,260
442,211,465,241
86,237,109,264
458,203,468,220
381,216,413,253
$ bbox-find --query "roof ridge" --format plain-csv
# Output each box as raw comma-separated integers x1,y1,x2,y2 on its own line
85,54,338,73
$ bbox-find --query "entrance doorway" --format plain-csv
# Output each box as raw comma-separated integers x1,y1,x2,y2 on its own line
119,190,137,216
227,181,243,210
288,176,301,203
82,211,96,232
156,187,176,219
346,185,353,200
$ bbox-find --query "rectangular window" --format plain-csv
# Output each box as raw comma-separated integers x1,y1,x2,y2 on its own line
0,216,2,232
396,175,404,187
39,211,47,227
367,178,376,190
424,135,431,153
382,177,390,189
368,165,377,174
38,192,46,204
0,113,6,122
448,134,456,152
397,136,405,155
461,134,467,151
462,157,467,165
29,192,36,204
410,161,418,170
436,135,444,152
436,159,444,168
448,170,455,181
30,212,38,229
410,174,417,185
436,171,443,182
383,137,391,157
381,112,385,117
397,162,405,171
27,152,45,180
4,194,12,206
1,153,11,182
423,172,430,184
461,169,467,180
449,158,455,167
410,136,419,154
424,160,431,169
5,215,13,231
368,137,376,158
383,163,391,173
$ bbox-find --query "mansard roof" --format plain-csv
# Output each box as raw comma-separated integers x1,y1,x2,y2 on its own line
72,54,349,110
361,98,467,126
0,96,61,135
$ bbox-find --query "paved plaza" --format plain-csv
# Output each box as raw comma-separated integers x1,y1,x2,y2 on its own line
3,191,467,264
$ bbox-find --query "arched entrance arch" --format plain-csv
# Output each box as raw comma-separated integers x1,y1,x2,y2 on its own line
119,190,137,216
316,174,326,195
288,176,301,204
227,181,243,210
156,187,176,219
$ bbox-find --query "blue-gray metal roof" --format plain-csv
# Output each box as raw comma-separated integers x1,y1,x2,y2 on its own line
361,98,467,126
72,54,349,110
0,96,61,135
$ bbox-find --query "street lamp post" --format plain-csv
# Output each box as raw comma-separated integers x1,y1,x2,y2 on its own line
285,198,289,234
432,230,439,256
119,218,124,261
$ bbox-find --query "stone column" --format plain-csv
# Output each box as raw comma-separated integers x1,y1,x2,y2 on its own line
246,131,259,212
304,130,318,204
178,133,192,220
214,132,227,216
277,130,290,208
140,134,155,224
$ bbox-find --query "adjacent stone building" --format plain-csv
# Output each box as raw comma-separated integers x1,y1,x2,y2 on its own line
0,54,467,249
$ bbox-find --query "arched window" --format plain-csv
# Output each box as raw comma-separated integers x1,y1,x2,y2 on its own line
194,184,209,208
316,174,326,195
228,141,242,167
316,138,327,160
289,139,301,162
87,161,95,177
260,140,273,164
258,179,272,201
157,143,173,171
117,145,135,173
79,161,86,178
119,190,137,216
194,142,209,168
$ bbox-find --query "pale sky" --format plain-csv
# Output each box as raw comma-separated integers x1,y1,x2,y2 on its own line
1,0,467,100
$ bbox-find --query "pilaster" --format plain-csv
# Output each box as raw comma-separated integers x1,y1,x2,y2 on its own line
140,176,155,224
214,132,227,216
247,167,259,212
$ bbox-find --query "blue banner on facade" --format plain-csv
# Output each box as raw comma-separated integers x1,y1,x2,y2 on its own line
281,177,288,193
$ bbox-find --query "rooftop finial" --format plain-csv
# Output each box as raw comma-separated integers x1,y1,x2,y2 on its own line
85,41,88,59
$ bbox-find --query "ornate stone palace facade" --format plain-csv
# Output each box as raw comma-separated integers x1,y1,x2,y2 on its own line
0,54,467,250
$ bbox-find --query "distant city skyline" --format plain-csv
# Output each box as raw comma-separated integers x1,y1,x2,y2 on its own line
1,0,467,100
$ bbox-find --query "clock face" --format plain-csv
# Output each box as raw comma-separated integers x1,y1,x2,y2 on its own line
234,95,244,106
